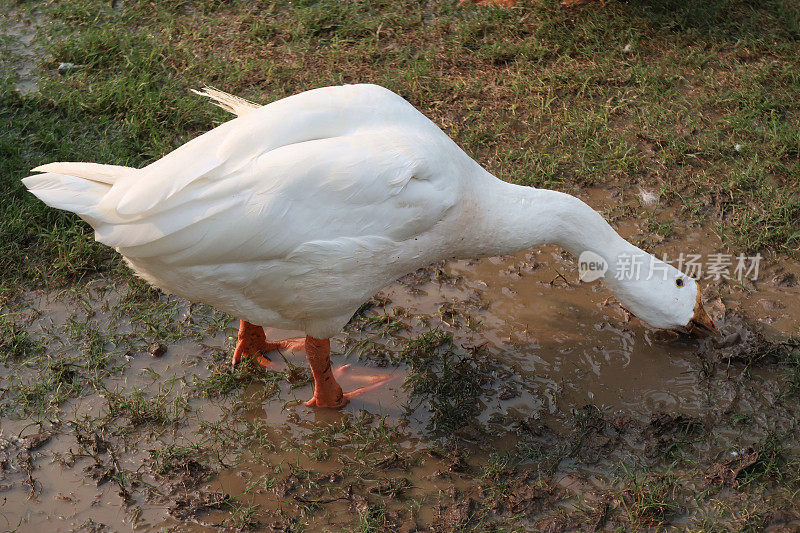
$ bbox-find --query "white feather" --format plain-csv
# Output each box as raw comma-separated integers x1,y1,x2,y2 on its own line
190,86,261,117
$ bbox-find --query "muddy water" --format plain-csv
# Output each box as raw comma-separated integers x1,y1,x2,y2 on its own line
1,187,798,530
375,247,799,426
0,6,48,94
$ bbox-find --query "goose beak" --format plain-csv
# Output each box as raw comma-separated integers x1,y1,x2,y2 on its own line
685,292,717,337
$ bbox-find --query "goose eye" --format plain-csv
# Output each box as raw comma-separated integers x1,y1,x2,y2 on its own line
675,278,685,287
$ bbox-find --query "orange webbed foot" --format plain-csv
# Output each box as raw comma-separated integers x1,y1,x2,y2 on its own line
335,364,394,394
304,365,395,408
231,321,305,368
303,339,395,409
305,391,349,409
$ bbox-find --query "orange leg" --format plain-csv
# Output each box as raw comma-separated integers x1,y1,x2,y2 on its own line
304,336,393,408
231,320,304,367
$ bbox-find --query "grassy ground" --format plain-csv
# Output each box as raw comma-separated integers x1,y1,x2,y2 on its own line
1,0,799,530
1,0,799,299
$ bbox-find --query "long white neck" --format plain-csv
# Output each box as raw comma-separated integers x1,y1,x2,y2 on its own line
460,172,637,270
451,171,697,331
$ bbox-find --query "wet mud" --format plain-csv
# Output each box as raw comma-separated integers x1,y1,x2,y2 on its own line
0,6,48,95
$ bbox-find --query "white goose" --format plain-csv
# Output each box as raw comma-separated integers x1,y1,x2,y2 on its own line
23,84,716,408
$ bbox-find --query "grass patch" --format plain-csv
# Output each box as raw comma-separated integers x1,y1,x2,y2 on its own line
7,360,81,417
149,443,205,476
398,330,486,434
225,500,262,530
777,337,800,396
0,314,40,361
307,410,401,460
738,432,800,488
194,358,282,398
103,385,188,428
620,470,682,528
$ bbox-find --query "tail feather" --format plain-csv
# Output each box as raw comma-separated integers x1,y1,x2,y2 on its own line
23,162,229,248
31,162,133,184
22,172,112,224
191,86,261,117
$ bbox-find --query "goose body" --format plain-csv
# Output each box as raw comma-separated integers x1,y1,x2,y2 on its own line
24,84,715,407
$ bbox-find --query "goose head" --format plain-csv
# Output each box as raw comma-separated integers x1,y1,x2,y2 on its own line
601,253,717,336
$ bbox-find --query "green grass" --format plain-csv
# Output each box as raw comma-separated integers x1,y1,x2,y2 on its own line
8,359,82,416
0,314,40,361
398,330,486,434
620,470,682,528
738,432,800,488
149,443,206,475
193,358,283,398
775,337,800,396
103,386,187,427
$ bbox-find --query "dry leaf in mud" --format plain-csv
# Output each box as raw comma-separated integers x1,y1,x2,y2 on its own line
705,450,759,487
23,430,54,451
168,490,231,520
435,497,476,529
148,342,167,357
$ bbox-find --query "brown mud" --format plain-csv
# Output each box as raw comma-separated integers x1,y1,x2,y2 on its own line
1,185,798,530
0,7,48,95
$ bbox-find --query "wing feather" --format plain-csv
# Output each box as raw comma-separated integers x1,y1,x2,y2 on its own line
103,84,420,216
116,131,459,267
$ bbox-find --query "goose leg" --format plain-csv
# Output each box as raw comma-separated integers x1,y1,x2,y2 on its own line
231,320,305,367
304,336,392,408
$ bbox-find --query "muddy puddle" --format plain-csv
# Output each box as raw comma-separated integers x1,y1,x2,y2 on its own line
1,186,798,530
0,6,49,95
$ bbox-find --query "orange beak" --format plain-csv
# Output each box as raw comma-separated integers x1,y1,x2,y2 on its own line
686,290,717,337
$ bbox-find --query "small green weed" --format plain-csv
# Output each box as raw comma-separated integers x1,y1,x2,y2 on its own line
621,470,682,528
149,443,205,476
398,330,486,434
0,315,40,361
103,386,186,427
